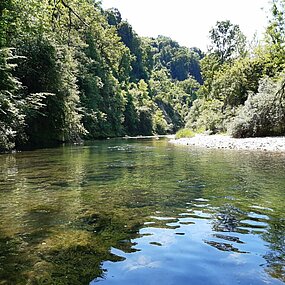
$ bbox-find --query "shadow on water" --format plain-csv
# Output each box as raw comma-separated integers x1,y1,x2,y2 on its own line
0,138,284,284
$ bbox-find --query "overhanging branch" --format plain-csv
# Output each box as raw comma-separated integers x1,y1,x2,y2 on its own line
60,0,89,27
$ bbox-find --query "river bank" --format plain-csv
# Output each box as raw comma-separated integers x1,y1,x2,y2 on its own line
170,134,285,152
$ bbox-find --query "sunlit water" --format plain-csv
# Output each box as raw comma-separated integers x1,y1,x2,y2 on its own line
0,138,284,285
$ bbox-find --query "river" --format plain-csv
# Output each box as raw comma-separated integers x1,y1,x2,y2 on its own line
0,138,284,284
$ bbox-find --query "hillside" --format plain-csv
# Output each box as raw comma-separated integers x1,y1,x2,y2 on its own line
1,0,285,152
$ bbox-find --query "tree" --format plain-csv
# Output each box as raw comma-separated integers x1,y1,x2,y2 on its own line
267,0,285,45
198,53,221,99
150,36,203,83
0,48,24,151
129,80,154,135
0,0,16,48
209,20,246,63
105,8,122,26
117,21,150,81
264,0,285,75
15,36,86,144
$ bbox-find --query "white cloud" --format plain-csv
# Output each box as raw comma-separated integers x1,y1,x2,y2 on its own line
124,255,161,271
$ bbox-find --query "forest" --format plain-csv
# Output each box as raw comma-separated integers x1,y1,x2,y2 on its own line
0,0,285,152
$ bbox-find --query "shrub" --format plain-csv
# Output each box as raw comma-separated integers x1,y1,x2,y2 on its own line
186,98,235,134
229,76,285,138
175,128,195,139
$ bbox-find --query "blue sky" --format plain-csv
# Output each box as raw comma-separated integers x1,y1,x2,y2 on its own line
101,0,271,51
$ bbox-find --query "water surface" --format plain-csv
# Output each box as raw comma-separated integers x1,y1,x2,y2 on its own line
0,138,284,284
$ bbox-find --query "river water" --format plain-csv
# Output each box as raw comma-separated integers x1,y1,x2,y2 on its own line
0,138,284,285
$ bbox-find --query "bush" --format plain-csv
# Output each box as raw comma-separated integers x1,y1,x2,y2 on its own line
175,128,195,139
186,98,235,134
229,77,285,138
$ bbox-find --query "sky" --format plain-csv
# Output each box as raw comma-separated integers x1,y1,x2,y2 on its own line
101,0,271,51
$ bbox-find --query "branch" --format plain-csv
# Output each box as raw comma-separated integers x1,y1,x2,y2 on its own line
60,0,89,27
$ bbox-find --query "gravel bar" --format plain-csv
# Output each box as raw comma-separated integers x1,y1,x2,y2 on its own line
170,134,285,152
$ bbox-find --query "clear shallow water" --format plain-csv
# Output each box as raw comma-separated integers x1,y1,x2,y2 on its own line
0,138,284,285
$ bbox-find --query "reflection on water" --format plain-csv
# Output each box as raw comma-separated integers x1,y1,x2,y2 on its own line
0,139,284,284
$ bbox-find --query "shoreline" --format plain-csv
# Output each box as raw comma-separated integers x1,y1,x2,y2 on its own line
169,134,285,152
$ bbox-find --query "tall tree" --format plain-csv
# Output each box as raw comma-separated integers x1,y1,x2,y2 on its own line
209,20,246,63
267,0,285,45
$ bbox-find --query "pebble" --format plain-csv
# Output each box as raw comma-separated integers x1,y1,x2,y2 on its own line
170,134,285,152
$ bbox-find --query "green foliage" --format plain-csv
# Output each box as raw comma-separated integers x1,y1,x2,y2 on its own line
187,52,266,134
117,21,150,81
129,80,154,135
152,108,169,134
149,68,200,132
15,36,85,144
151,36,204,83
209,20,247,63
175,128,195,139
123,91,139,135
0,0,17,48
188,7,285,139
107,10,151,82
0,0,206,150
229,77,285,138
5,0,285,151
266,0,285,46
105,8,122,26
198,53,221,98
0,47,50,150
0,48,24,151
76,26,129,138
186,98,232,133
205,57,263,106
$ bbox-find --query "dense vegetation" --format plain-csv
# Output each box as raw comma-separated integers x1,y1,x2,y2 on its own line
186,3,285,137
0,0,202,151
1,0,285,151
